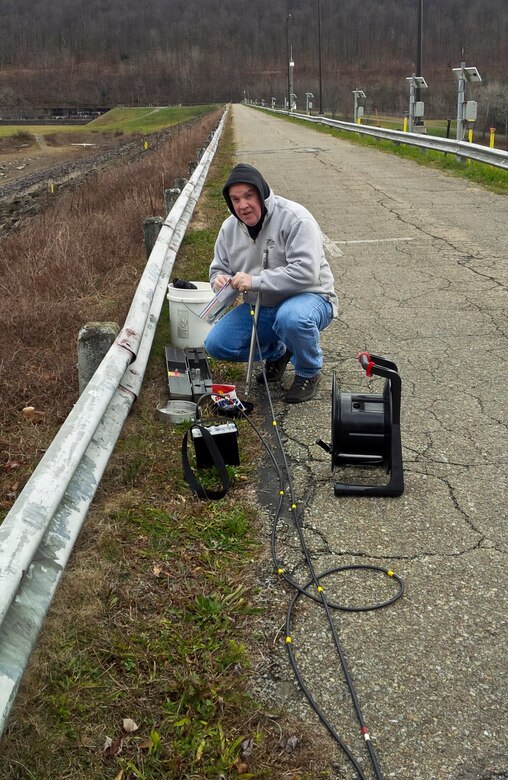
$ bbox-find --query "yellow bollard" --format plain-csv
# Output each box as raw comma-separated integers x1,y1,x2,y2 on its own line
467,129,473,164
489,127,496,148
403,117,408,133
143,140,148,151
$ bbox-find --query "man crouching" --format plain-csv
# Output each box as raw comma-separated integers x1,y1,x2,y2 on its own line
204,163,338,404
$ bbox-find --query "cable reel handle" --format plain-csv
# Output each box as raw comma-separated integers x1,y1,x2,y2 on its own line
357,351,375,377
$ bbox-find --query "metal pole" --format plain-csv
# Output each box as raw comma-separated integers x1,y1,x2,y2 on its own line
286,12,291,112
408,77,415,133
289,51,294,112
353,91,358,123
415,0,423,110
317,0,323,114
456,61,465,140
244,249,268,397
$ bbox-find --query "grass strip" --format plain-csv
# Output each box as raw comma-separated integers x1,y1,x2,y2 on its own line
0,111,334,780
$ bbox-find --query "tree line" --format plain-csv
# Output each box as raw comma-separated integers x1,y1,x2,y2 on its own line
0,0,506,128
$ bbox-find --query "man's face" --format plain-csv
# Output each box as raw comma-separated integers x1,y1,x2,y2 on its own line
228,183,262,226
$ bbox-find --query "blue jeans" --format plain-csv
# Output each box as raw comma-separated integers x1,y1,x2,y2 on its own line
204,293,333,378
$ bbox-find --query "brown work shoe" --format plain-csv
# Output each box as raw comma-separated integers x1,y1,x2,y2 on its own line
256,349,292,384
284,372,321,403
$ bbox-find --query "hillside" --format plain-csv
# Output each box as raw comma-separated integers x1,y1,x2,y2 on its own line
0,0,506,124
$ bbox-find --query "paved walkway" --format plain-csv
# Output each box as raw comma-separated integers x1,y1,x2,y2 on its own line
230,104,507,779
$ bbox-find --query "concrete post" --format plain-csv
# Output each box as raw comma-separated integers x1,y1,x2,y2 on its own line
143,216,164,258
163,188,181,214
77,322,120,395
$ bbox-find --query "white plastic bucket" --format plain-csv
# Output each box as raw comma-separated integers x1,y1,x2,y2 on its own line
167,281,215,349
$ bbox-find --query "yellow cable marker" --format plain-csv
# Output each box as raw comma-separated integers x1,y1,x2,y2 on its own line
272,420,277,427
285,636,292,643
250,309,254,315
291,503,297,510
387,570,394,577
277,568,284,575
317,585,324,592
279,490,285,495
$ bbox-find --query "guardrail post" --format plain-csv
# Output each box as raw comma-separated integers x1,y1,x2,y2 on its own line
164,188,181,214
77,322,120,395
188,160,197,176
143,216,164,258
174,177,188,191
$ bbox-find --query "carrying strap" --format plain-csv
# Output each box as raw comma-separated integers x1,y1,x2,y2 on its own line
182,424,230,500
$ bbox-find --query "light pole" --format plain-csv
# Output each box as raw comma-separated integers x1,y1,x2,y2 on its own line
415,0,424,123
317,0,323,114
286,12,292,113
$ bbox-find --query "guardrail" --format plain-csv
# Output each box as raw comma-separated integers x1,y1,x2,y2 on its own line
0,109,227,738
263,108,508,171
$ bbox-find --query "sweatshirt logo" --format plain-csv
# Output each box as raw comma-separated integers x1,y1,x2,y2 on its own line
265,239,275,249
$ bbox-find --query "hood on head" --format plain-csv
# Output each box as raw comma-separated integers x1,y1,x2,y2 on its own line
222,164,270,218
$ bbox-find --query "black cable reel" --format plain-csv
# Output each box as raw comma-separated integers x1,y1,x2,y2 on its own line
316,352,404,496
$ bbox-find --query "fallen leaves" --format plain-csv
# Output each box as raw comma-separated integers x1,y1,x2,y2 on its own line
21,406,46,424
2,458,25,473
103,734,123,758
152,563,172,578
137,736,154,750
102,718,140,760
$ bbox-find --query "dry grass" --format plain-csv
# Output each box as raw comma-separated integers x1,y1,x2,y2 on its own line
0,108,222,517
0,110,222,469
0,112,339,780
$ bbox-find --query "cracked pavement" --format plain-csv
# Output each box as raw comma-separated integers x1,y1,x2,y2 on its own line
230,105,507,779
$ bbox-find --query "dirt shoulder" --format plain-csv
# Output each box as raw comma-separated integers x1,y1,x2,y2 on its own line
0,130,123,187
0,122,201,235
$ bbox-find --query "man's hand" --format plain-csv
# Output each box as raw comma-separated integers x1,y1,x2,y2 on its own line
213,274,230,292
231,272,253,293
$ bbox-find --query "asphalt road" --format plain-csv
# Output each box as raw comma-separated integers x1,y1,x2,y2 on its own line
230,104,508,779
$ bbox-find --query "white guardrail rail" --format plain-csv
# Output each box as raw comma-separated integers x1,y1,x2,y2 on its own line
0,109,227,737
263,107,508,171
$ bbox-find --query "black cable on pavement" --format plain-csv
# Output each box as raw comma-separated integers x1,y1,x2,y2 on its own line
251,300,405,778
207,297,405,779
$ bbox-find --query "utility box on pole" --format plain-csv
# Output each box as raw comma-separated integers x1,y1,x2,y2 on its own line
406,75,428,132
353,89,366,124
415,101,425,118
465,101,478,122
453,62,482,141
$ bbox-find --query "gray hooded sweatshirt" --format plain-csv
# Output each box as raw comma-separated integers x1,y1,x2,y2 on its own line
210,164,338,315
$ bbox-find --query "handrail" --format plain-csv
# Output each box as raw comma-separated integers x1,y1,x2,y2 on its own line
0,108,227,737
262,107,508,171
